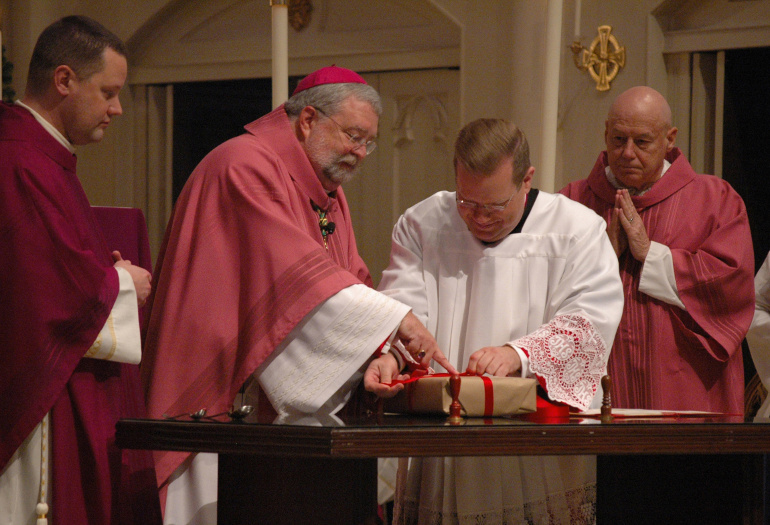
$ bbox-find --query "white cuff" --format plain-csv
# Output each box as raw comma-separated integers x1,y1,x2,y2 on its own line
83,267,142,364
257,284,409,415
639,241,686,310
385,338,407,372
506,344,531,378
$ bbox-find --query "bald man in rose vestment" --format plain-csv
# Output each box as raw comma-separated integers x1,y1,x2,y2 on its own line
561,86,754,414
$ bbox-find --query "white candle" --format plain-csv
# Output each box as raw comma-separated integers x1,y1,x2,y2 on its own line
271,1,288,109
574,0,581,39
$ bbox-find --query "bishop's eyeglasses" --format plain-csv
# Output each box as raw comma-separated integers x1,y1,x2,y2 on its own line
313,106,377,155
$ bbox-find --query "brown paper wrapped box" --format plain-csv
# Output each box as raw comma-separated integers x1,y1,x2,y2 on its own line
384,375,538,417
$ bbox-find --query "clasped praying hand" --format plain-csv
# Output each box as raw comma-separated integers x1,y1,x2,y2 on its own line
608,189,651,262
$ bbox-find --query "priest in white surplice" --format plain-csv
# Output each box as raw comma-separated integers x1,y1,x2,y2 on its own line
365,119,624,524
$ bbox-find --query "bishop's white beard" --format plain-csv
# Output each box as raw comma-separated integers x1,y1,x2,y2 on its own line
306,130,362,186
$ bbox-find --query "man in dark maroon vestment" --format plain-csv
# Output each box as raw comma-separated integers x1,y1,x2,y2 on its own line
560,86,754,414
0,16,161,525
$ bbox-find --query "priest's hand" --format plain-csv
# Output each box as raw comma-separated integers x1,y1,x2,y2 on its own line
607,204,628,258
396,311,458,374
112,250,152,307
466,345,522,377
615,189,650,262
364,353,408,398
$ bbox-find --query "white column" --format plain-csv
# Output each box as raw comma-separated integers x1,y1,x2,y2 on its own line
539,0,563,192
271,0,289,109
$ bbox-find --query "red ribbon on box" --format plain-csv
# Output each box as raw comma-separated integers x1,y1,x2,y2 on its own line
387,372,533,418
389,372,484,413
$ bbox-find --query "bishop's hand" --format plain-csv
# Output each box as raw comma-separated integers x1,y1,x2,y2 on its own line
396,311,458,374
363,352,406,398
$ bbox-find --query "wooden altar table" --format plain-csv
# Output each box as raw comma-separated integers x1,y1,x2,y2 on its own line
116,413,770,524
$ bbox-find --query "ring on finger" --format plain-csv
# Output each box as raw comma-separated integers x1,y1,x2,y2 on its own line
417,351,426,359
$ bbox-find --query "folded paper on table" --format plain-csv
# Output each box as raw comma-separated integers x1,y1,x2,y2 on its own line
384,374,537,417
578,408,726,418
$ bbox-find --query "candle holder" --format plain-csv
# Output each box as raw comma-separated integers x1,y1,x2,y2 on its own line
570,25,625,92
600,375,613,424
448,374,464,425
272,0,312,32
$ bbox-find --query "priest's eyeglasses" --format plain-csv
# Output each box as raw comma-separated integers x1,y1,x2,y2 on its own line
314,107,377,155
456,189,517,213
